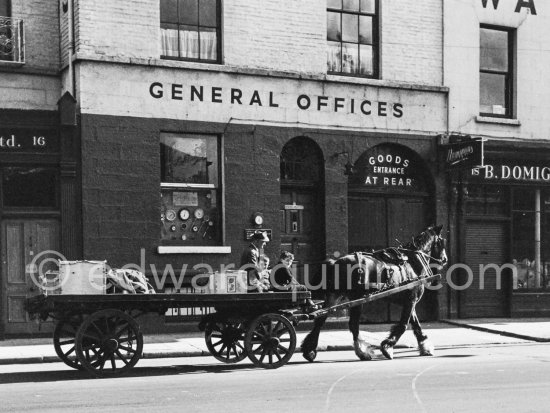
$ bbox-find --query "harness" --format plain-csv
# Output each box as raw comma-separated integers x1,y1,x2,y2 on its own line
354,246,437,291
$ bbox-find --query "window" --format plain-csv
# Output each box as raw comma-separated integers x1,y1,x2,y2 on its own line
160,133,222,245
511,188,550,290
2,167,58,208
0,0,23,63
160,0,220,62
327,0,377,77
480,26,514,117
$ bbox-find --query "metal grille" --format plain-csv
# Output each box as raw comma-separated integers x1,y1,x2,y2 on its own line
0,16,24,63
164,286,214,322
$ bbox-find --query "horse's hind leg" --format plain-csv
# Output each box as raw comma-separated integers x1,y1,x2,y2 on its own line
349,305,374,361
380,298,415,360
410,309,435,356
301,293,337,362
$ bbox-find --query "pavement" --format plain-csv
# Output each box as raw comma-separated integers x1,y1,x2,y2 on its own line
0,317,548,366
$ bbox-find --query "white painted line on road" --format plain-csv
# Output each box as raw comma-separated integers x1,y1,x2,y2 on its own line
324,367,367,413
411,365,437,413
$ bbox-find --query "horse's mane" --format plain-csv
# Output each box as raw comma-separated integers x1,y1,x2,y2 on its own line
404,228,435,252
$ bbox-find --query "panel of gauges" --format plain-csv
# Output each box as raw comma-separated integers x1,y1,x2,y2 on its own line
160,191,217,242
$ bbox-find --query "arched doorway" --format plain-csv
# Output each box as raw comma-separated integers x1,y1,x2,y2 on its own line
280,137,325,283
348,143,436,321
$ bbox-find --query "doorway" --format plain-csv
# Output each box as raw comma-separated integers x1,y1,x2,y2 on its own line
1,219,60,335
348,143,435,321
280,137,325,283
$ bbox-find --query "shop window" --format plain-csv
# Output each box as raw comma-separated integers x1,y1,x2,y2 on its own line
327,0,378,77
160,0,220,63
479,25,514,118
2,167,58,208
160,133,221,245
511,188,549,289
466,184,509,216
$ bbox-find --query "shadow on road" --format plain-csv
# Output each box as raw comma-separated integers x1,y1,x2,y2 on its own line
0,362,260,384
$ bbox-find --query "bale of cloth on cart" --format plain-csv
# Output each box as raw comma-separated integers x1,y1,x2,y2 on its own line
39,260,155,295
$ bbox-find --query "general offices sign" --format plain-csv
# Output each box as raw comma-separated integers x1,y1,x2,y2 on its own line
78,65,447,133
149,82,405,119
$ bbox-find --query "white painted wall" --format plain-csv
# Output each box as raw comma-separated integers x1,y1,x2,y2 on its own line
74,0,443,86
77,62,447,134
445,0,550,141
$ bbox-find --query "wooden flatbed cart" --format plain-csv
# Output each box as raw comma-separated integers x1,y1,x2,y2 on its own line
25,291,313,377
25,274,439,378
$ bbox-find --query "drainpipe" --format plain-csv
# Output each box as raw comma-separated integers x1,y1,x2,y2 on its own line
67,0,76,97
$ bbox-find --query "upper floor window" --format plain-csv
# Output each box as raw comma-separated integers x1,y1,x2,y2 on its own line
160,133,222,246
160,0,221,63
327,0,378,77
0,0,24,63
480,26,514,118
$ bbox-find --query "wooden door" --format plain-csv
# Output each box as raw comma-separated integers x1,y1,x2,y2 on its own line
280,189,325,283
1,220,60,335
460,220,509,318
387,198,428,247
348,196,386,251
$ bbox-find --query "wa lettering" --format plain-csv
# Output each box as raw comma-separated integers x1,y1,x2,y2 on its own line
481,0,537,15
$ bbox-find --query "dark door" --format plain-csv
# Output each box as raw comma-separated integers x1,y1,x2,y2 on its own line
1,219,59,335
460,220,509,318
280,189,325,283
348,196,428,251
348,195,430,322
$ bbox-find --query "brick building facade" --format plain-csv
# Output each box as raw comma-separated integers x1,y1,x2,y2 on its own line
2,0,547,337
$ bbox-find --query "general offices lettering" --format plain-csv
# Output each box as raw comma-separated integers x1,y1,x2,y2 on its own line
149,82,404,119
481,0,537,15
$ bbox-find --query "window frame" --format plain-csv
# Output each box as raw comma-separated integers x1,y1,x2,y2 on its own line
326,0,379,79
160,0,222,64
159,132,224,247
479,24,515,119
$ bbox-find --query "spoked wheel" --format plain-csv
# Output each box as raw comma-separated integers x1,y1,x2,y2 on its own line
53,315,84,370
75,309,143,378
244,313,296,369
205,321,247,364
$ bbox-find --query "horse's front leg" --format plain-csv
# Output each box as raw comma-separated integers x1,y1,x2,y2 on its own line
349,304,374,361
380,297,415,360
301,293,337,362
410,309,435,356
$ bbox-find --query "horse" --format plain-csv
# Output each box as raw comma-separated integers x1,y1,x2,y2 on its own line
301,225,448,362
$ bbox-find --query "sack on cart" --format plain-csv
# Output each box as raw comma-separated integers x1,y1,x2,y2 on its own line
106,268,156,294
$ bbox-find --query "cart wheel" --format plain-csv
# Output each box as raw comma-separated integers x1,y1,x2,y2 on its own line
75,309,143,378
205,321,247,364
53,316,84,370
245,313,296,369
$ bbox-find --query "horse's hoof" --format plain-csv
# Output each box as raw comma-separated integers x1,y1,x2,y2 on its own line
303,350,317,362
354,337,374,361
380,344,394,360
419,340,435,356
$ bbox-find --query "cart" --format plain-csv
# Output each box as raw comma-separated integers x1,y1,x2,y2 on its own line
25,274,440,378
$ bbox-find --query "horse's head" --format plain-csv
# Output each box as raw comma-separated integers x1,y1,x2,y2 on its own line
411,225,448,270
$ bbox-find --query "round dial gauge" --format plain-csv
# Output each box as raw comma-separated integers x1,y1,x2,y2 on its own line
194,208,204,219
179,209,190,220
165,210,177,221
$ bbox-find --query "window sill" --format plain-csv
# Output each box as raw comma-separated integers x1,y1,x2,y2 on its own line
476,116,521,126
157,246,231,254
